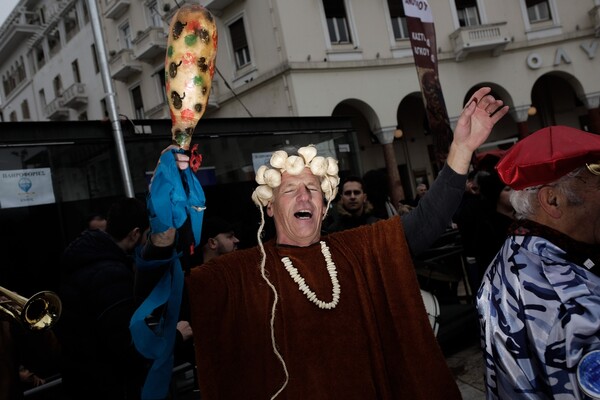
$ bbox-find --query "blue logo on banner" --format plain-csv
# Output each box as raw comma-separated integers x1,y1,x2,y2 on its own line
18,178,32,193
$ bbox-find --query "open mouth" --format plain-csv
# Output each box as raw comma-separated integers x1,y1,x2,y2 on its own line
294,210,313,219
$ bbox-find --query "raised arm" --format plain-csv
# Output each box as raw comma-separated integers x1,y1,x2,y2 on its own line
401,87,508,255
447,87,508,174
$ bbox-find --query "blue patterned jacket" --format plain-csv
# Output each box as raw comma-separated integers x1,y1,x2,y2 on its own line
477,232,600,399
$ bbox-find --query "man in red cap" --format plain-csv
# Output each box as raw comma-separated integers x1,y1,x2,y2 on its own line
477,125,600,399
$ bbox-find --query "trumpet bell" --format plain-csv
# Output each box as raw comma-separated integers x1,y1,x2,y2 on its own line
23,291,63,330
0,286,62,331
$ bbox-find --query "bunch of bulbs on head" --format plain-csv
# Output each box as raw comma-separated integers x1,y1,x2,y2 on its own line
252,145,340,207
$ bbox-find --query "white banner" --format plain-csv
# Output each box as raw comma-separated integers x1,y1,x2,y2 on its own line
0,168,56,209
403,0,433,23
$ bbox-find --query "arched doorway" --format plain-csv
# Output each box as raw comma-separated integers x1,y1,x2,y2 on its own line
530,73,588,131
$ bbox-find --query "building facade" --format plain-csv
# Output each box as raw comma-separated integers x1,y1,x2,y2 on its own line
1,0,599,201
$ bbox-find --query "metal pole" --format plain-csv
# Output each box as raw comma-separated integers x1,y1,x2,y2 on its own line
86,0,135,198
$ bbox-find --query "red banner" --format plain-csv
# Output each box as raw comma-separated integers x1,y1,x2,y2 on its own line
404,0,452,164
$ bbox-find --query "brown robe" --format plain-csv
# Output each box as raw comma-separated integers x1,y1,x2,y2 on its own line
187,216,461,399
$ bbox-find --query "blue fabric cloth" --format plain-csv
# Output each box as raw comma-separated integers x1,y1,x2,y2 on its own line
130,148,205,399
147,149,205,246
131,249,183,399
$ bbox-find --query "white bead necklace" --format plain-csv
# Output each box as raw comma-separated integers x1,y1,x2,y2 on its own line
280,241,341,310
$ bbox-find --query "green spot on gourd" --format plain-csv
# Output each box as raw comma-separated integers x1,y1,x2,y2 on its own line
185,34,197,46
193,76,204,86
167,46,174,57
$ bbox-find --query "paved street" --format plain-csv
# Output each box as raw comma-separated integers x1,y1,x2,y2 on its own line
447,340,486,400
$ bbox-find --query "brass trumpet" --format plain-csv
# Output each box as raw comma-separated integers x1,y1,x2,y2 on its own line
0,285,62,330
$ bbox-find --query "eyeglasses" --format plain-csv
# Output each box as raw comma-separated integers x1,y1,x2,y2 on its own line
586,163,600,176
343,190,363,196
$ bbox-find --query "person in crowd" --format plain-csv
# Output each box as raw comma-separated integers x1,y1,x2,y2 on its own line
176,215,240,372
141,87,507,399
397,201,414,216
85,212,107,231
465,169,481,196
477,125,600,399
0,317,60,400
473,170,514,268
410,182,428,206
56,197,150,400
455,169,514,293
323,176,380,233
192,215,240,265
362,168,399,219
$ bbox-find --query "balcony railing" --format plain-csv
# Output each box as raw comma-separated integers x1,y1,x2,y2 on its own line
45,97,69,121
164,0,198,22
62,82,88,109
104,0,131,19
0,9,42,60
200,0,235,12
590,6,600,37
133,27,168,62
449,22,510,61
109,49,142,82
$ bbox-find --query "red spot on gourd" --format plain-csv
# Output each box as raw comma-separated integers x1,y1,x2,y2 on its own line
181,109,196,122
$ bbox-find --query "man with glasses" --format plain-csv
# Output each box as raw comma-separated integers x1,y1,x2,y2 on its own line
323,176,380,233
477,125,600,399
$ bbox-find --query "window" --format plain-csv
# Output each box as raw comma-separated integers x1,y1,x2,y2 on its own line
526,0,551,23
2,76,8,97
2,59,27,96
147,1,163,28
456,0,480,27
21,100,30,120
72,60,81,83
131,85,145,119
81,0,89,24
91,44,99,74
35,45,45,69
323,0,352,44
78,111,88,121
64,6,79,41
48,28,61,56
8,68,16,92
38,7,45,24
387,0,408,40
120,22,132,49
53,75,63,97
156,68,167,102
9,111,17,122
39,89,46,108
100,98,108,119
17,58,26,82
229,18,251,69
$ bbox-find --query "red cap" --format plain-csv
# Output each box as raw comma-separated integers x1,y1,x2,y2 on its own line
496,126,600,190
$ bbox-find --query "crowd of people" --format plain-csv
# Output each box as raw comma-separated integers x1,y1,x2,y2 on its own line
5,86,600,400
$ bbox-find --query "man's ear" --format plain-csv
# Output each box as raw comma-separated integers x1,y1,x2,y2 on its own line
266,201,274,217
537,186,562,219
129,227,141,241
207,237,218,250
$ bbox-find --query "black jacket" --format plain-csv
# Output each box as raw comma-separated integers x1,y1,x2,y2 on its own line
56,230,145,400
324,201,381,233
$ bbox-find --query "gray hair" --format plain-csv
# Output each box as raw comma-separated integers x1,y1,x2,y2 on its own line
510,166,587,220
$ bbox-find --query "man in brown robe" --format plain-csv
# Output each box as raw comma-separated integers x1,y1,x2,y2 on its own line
145,87,508,399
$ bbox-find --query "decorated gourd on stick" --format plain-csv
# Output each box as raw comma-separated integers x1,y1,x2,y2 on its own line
166,4,218,150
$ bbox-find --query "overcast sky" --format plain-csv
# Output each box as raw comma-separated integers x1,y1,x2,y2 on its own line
0,0,20,27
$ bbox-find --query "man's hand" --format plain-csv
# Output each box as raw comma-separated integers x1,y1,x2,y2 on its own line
176,320,193,341
150,227,177,247
447,87,509,174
